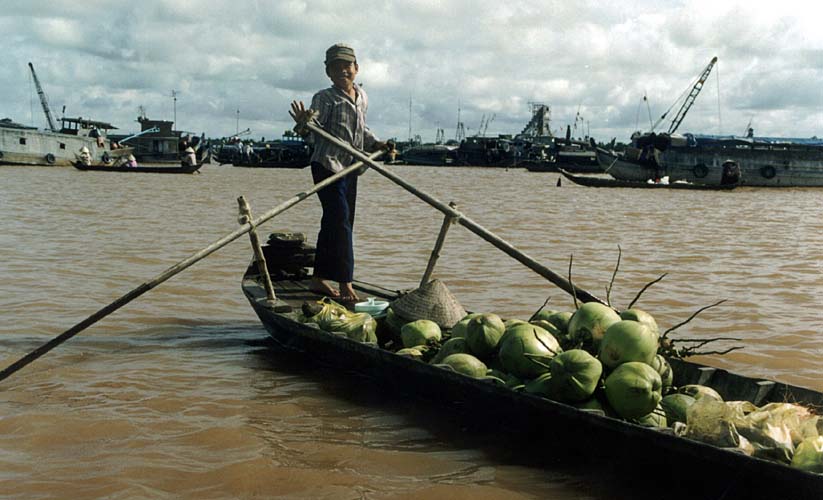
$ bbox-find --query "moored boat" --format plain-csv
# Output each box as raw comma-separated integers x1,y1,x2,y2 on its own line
559,168,737,190
0,117,124,167
72,160,205,174
599,133,823,187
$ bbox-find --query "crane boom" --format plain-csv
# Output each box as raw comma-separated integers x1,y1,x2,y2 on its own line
28,62,58,132
667,56,717,134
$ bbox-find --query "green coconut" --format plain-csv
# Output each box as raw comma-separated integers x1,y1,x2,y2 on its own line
385,308,409,334
440,353,487,378
546,311,573,334
635,403,667,428
395,347,424,359
574,397,605,412
650,354,674,393
504,318,529,329
567,302,621,351
449,313,481,338
430,337,469,364
400,319,442,348
486,368,523,388
546,349,603,403
598,320,659,370
529,309,557,322
524,372,553,396
619,308,660,334
466,313,506,359
529,319,562,338
791,436,823,473
498,323,561,379
678,384,723,402
604,361,663,420
660,393,696,424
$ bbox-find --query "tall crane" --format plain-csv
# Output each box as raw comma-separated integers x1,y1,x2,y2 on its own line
652,56,717,135
28,62,58,132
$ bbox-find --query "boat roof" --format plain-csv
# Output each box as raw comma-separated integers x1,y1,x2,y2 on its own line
0,118,37,130
60,117,118,129
685,133,823,147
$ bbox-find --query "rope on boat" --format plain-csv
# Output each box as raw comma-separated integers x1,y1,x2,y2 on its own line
0,152,384,384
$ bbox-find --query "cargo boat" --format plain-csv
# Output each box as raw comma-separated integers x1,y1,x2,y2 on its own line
597,133,823,187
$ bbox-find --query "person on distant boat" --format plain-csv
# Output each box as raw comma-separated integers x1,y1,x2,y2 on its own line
289,43,391,303
78,146,92,165
182,146,197,166
125,154,138,168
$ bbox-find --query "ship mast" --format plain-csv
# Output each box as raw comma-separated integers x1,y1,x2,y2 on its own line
28,62,57,132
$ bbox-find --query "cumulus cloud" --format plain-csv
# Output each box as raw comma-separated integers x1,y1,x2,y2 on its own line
1,0,822,142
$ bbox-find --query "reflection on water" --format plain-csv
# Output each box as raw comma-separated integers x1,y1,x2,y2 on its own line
1,163,822,498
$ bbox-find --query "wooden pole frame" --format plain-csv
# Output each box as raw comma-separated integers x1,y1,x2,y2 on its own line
0,152,384,383
303,120,605,305
238,196,275,302
420,201,458,287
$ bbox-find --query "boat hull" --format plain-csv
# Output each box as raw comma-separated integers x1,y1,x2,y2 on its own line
0,127,112,167
559,169,736,190
72,161,204,173
241,266,823,498
598,142,823,187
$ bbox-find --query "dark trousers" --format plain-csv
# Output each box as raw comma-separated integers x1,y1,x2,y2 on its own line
311,162,357,283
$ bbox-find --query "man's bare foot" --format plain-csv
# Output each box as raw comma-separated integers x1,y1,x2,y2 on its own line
339,282,360,303
309,277,340,297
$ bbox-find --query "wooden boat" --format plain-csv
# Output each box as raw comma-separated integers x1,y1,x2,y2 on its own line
238,122,822,498
72,160,204,174
559,169,737,190
241,240,822,499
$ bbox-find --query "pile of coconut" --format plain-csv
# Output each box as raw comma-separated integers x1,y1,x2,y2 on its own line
384,301,823,474
298,276,822,473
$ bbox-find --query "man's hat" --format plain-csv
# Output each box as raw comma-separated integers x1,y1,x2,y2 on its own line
325,43,356,65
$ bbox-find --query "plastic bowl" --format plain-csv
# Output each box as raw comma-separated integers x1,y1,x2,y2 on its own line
354,297,390,317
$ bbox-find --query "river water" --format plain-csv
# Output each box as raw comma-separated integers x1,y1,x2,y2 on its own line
1,162,822,499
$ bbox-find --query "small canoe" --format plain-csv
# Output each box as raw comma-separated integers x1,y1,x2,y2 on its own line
241,236,821,499
72,161,204,174
559,169,736,190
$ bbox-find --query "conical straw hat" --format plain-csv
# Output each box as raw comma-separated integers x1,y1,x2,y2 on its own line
390,279,466,329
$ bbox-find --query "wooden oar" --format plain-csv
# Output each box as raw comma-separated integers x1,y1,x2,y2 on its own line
0,152,384,384
303,121,606,306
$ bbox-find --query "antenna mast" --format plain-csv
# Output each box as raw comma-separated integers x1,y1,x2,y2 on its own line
171,90,179,128
27,62,57,132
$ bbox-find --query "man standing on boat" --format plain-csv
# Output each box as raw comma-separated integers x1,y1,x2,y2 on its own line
290,43,389,302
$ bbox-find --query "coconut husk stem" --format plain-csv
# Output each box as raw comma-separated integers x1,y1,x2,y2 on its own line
627,273,667,310
662,299,726,339
606,246,622,307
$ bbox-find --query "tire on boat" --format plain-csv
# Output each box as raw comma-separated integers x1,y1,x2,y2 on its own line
760,165,777,179
102,152,111,164
693,163,708,178
45,153,56,164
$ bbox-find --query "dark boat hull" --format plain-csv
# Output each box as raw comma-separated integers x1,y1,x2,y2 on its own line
559,169,736,190
72,161,203,173
242,266,822,499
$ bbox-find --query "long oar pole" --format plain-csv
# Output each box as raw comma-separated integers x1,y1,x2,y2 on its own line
304,121,605,305
0,152,384,384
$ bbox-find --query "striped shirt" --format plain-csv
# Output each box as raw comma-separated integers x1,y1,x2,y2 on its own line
308,84,379,173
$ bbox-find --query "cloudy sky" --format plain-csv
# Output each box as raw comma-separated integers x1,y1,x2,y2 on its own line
1,0,821,143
